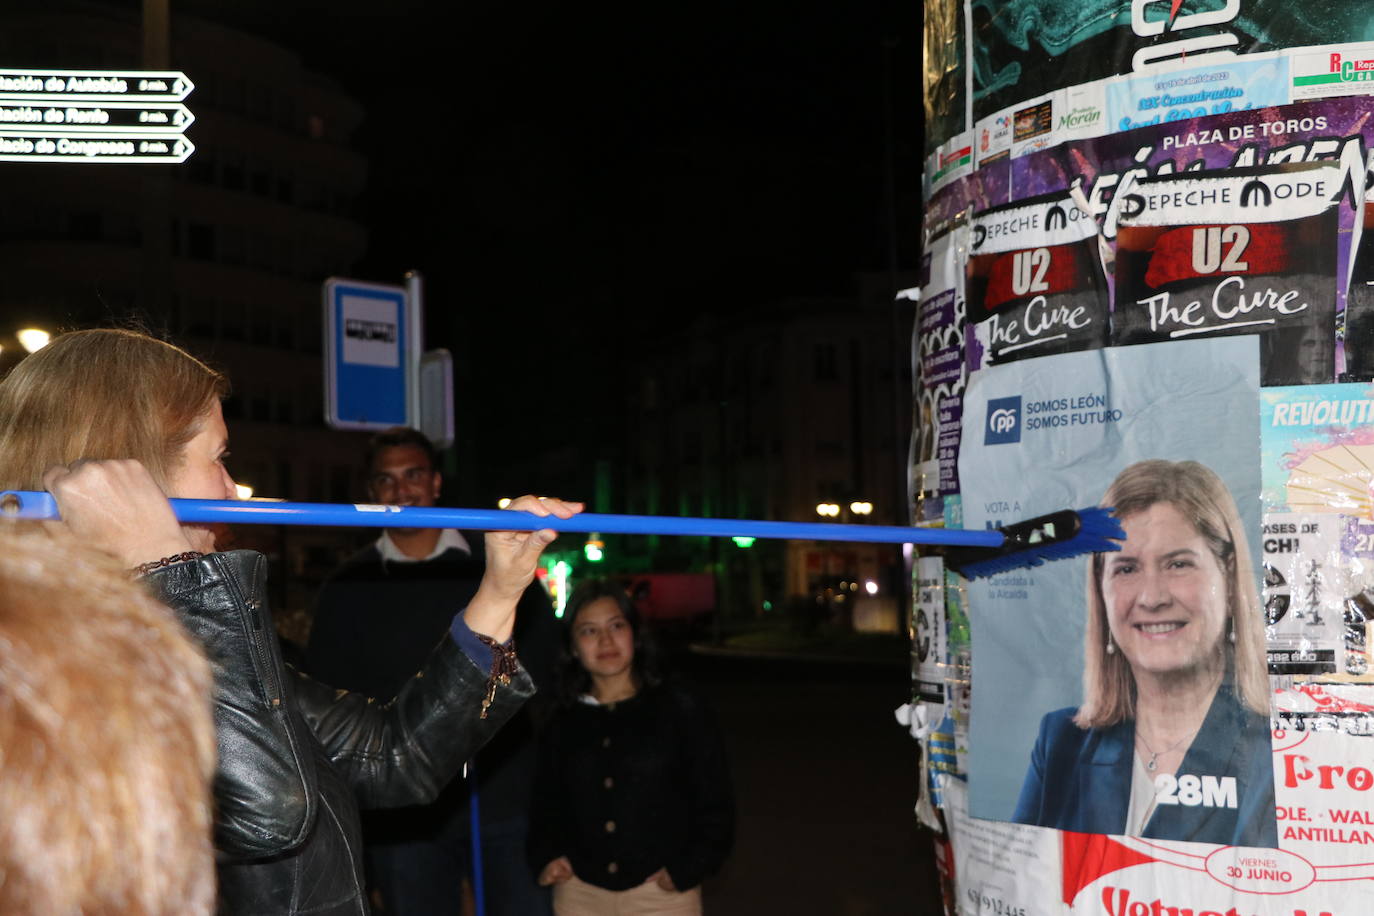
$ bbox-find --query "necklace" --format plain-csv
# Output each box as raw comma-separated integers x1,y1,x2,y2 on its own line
1135,725,1201,772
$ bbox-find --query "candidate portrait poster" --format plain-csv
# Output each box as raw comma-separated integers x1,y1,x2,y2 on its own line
958,336,1269,847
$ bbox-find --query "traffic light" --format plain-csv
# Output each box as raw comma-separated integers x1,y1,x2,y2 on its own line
584,535,605,562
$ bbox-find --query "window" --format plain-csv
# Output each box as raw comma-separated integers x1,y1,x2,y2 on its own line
251,305,272,346
187,223,215,260
683,431,702,465
68,210,102,241
330,465,353,502
273,394,292,425
249,386,271,422
219,226,245,265
813,342,838,381
185,295,214,337
219,300,245,341
221,153,245,191
188,151,216,184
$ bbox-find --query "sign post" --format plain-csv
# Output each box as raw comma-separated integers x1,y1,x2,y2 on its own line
419,349,455,449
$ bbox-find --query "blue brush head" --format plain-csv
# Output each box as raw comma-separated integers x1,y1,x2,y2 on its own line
951,507,1124,581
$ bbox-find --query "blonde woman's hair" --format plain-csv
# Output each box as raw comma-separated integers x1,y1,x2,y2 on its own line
0,522,216,915
1075,459,1269,727
0,328,228,490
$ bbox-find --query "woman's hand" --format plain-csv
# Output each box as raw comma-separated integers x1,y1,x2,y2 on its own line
467,495,582,641
538,856,574,886
43,460,196,570
647,867,678,892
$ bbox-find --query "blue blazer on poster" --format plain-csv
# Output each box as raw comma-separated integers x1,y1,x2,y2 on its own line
1011,682,1278,849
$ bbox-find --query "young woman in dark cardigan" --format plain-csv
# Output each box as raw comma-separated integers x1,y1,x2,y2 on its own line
529,580,734,915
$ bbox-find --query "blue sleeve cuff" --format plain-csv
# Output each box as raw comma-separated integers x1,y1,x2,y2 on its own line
450,611,514,671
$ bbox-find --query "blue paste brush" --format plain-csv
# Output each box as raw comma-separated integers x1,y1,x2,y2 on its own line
0,491,1123,580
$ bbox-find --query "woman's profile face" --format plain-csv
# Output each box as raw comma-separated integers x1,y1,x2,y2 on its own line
167,400,236,501
572,596,636,681
166,401,237,553
1100,501,1229,680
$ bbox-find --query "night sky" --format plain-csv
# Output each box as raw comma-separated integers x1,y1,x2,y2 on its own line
180,0,921,494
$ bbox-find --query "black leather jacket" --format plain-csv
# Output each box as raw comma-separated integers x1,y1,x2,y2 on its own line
147,551,533,915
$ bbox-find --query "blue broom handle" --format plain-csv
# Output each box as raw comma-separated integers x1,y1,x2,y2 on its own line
0,491,1006,548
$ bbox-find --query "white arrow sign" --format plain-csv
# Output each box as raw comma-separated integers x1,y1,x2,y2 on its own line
0,101,195,133
0,69,195,102
0,132,196,164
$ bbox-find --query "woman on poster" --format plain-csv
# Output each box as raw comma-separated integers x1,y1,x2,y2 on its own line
1012,459,1277,847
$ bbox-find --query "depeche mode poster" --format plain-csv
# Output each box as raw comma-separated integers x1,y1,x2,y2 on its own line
957,337,1267,838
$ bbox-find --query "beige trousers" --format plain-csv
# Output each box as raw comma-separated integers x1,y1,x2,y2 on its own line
552,874,703,916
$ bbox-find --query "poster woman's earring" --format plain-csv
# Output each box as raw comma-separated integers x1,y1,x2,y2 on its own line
1229,621,1236,644
1106,636,1116,655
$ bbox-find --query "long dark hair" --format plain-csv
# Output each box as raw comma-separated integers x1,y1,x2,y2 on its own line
555,579,663,705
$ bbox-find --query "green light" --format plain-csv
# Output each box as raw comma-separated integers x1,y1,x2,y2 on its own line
584,541,604,562
551,560,572,617
763,600,773,611
731,536,756,548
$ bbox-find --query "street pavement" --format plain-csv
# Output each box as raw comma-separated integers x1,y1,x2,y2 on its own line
677,650,944,915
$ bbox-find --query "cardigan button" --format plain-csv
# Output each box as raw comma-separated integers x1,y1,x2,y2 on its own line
605,820,616,833
604,776,614,789
607,862,619,875
602,736,612,748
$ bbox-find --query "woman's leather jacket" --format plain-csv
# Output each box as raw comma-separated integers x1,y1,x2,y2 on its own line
147,550,533,915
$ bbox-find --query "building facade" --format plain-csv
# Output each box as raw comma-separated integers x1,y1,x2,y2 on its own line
0,1,374,633
620,281,912,631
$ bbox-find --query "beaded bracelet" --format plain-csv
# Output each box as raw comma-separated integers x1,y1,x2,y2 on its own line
131,551,205,577
474,633,519,719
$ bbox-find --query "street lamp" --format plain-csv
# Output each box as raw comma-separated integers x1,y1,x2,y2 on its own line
849,501,873,516
17,328,50,353
815,502,840,517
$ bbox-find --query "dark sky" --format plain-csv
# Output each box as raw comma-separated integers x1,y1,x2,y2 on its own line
178,0,920,492
185,0,919,306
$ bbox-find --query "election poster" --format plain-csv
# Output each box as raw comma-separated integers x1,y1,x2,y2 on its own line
958,337,1268,843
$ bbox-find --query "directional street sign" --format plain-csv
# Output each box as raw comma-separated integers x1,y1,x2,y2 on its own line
0,133,195,164
0,69,195,102
0,69,195,165
0,101,194,132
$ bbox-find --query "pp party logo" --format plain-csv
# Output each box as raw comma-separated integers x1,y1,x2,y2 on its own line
984,396,1022,445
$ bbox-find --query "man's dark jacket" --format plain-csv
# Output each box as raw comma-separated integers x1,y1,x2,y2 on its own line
306,538,559,840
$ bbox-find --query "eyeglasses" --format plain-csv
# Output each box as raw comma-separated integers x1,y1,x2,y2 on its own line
368,467,434,490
